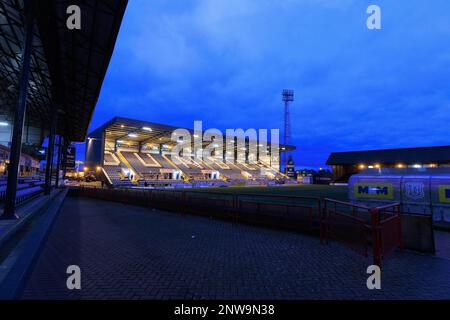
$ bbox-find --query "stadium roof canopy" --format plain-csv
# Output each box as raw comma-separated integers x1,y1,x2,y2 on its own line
0,0,127,142
88,116,296,151
326,146,450,165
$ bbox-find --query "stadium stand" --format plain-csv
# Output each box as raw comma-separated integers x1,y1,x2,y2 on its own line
86,117,295,187
102,148,284,186
0,1,127,217
208,158,244,180
121,151,151,174
151,153,177,170
0,176,45,205
103,151,132,186
119,151,181,184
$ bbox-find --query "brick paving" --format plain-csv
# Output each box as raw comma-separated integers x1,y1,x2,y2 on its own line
21,196,450,299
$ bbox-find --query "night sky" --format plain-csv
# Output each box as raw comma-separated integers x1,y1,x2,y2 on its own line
78,0,450,168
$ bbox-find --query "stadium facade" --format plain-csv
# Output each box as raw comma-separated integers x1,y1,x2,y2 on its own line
85,117,295,187
327,145,450,182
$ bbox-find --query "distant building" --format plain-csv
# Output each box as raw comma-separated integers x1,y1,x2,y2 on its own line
285,155,296,179
295,168,332,184
0,144,40,176
326,146,450,182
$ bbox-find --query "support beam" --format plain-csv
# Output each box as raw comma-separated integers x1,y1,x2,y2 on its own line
2,0,35,219
61,139,69,180
44,104,58,195
55,135,63,188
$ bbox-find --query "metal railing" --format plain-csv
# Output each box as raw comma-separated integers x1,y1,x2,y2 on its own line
71,186,403,266
71,187,322,233
322,198,403,266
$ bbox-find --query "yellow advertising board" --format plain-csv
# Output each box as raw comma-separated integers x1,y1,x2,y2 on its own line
354,183,394,199
438,185,450,203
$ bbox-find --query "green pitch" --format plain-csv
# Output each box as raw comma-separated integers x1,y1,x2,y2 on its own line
186,184,349,201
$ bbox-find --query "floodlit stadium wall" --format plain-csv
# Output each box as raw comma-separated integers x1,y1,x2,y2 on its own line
85,130,105,169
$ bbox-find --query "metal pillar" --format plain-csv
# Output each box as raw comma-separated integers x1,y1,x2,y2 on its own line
44,105,58,195
2,0,35,219
61,139,69,180
55,136,63,188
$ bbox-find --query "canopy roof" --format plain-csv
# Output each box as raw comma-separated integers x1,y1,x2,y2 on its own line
0,0,127,142
89,116,296,151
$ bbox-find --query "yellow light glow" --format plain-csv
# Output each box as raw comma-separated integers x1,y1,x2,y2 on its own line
83,167,88,172
374,164,381,168
96,166,101,172
358,164,366,170
396,163,404,168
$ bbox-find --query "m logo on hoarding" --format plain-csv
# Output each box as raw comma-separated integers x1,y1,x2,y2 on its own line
404,182,425,200
358,186,388,195
354,183,393,199
438,185,450,203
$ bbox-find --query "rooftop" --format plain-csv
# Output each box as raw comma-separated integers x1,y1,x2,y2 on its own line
0,0,128,142
326,145,450,165
88,116,296,151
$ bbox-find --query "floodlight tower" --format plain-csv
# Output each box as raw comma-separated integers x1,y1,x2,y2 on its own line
282,89,294,169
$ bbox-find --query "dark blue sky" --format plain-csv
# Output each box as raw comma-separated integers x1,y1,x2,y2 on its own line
79,0,450,168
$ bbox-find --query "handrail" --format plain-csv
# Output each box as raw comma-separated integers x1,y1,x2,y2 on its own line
326,208,368,224
239,198,314,209
324,198,372,210
375,202,400,211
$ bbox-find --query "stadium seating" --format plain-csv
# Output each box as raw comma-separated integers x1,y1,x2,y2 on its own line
151,153,177,169
102,150,284,187
103,151,132,185
120,151,161,175
104,152,120,165
0,176,45,205
202,157,243,180
170,155,203,174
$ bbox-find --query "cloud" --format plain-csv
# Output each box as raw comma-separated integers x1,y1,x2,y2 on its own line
92,0,450,167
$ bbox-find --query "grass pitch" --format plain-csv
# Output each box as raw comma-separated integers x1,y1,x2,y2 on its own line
187,184,348,201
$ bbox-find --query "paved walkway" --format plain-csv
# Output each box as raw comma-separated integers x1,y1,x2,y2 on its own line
21,197,450,299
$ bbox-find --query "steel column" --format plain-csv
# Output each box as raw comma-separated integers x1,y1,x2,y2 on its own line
2,0,35,219
44,105,58,195
61,139,69,180
55,136,63,188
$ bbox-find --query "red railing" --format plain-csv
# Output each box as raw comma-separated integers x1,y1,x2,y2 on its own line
71,187,321,232
71,187,402,266
376,203,404,263
322,198,402,266
236,193,321,232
